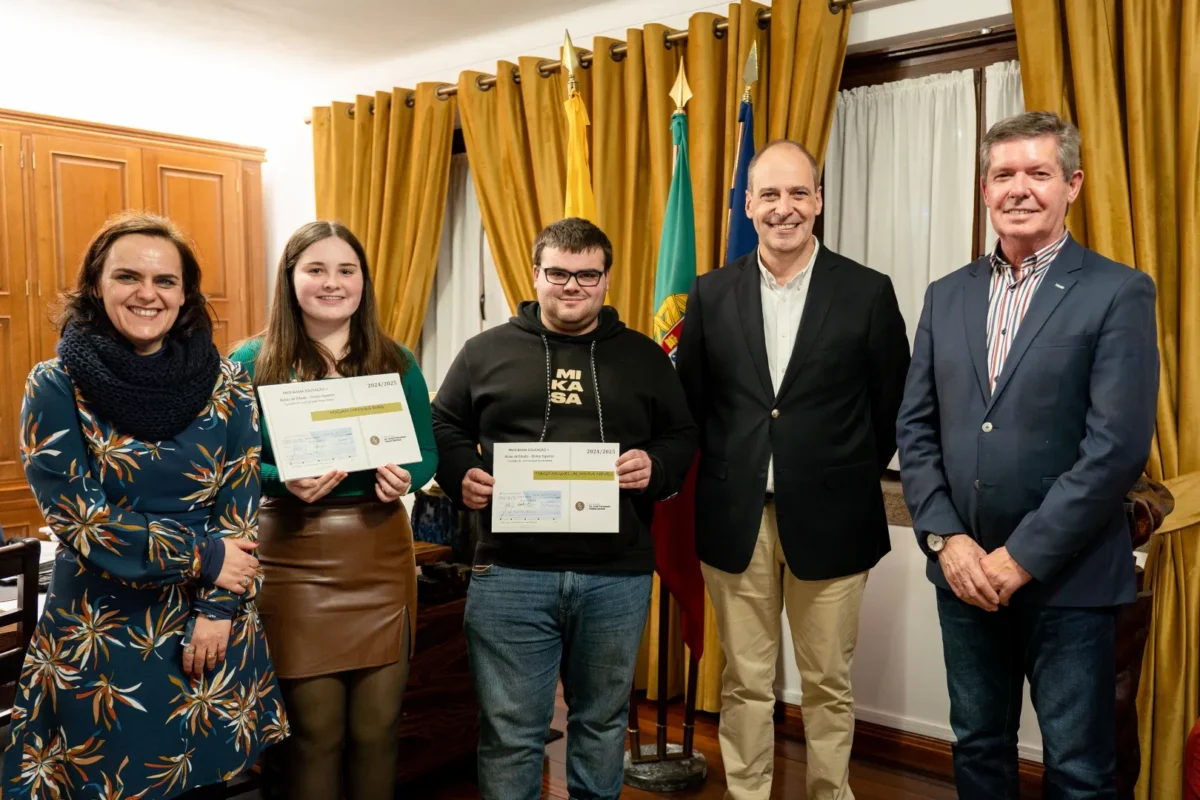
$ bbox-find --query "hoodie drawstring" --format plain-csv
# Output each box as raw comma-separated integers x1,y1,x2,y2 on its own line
538,334,605,444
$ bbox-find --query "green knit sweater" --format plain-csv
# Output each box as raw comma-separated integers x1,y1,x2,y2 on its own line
229,337,438,498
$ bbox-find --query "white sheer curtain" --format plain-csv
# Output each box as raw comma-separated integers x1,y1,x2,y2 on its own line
823,69,978,342
419,153,509,390
983,60,1026,254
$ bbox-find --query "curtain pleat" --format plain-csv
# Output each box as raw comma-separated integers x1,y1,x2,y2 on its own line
310,85,455,351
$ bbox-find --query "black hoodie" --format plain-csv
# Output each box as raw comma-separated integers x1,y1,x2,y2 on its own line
431,302,698,573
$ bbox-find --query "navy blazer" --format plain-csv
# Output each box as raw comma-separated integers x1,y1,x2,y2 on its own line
896,236,1159,607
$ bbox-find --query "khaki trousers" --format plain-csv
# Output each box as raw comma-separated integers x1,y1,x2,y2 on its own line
701,501,868,800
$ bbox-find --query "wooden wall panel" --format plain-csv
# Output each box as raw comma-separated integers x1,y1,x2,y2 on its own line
31,134,144,361
142,148,245,351
0,129,32,488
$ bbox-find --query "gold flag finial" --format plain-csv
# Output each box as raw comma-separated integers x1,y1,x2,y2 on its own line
741,41,759,102
670,63,693,112
563,29,581,95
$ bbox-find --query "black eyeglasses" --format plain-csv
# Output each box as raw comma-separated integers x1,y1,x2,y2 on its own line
539,267,605,287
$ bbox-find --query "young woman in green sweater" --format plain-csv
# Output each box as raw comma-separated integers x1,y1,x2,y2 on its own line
230,221,437,800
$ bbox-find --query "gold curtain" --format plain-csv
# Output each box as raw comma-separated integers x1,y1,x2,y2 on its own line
310,85,456,350
457,65,539,311
455,0,851,713
1012,1,1200,797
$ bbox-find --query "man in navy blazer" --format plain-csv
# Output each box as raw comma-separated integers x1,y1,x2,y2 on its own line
896,111,1159,799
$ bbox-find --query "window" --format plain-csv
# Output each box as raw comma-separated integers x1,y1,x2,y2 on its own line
823,27,1022,338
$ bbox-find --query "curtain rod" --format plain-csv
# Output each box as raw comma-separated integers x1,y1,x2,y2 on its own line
306,0,856,123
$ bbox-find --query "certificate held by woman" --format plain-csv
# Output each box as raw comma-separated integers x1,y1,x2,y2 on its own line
257,372,421,480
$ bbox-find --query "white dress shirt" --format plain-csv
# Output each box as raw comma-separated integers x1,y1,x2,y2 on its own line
759,239,820,493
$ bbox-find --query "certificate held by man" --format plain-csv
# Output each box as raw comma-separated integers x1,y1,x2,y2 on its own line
492,442,620,533
257,374,421,481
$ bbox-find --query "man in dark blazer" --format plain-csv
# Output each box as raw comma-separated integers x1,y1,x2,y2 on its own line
896,111,1159,799
676,139,910,800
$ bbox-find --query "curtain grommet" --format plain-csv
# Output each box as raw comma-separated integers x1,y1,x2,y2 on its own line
475,75,494,92
609,42,626,63
713,18,726,39
536,59,555,78
757,8,770,29
511,65,522,85
404,93,415,108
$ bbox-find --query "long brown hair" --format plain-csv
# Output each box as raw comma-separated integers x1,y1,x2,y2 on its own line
56,211,213,338
252,221,408,386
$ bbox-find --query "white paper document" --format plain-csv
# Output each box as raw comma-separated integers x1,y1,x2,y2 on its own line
492,442,620,533
256,374,421,481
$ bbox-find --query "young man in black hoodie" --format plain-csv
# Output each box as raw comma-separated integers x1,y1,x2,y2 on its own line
432,217,697,800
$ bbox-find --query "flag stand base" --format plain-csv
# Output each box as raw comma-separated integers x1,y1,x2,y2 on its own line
623,744,707,791
622,580,708,793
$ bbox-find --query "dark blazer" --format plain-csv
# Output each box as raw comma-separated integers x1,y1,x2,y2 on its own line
676,246,911,580
895,236,1159,607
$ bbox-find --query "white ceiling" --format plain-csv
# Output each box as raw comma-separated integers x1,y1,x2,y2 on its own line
64,0,618,68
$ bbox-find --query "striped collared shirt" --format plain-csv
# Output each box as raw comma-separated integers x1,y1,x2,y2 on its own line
985,230,1070,393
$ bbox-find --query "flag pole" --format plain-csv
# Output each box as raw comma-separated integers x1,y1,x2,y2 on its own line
655,583,671,759
622,59,706,793
627,681,644,763
683,650,699,757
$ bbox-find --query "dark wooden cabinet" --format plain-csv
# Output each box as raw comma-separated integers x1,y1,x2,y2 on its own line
397,595,478,784
400,543,479,784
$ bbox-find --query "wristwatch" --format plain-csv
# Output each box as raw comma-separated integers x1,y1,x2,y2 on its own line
926,533,953,553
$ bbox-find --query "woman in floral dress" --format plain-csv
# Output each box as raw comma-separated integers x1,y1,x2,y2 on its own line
2,212,288,799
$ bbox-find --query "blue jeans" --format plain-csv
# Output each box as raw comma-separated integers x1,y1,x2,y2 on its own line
464,565,652,800
936,587,1117,800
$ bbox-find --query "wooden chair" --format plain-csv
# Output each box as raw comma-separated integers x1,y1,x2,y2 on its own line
0,538,42,729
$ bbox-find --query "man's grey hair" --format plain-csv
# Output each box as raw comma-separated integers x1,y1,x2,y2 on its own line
980,111,1082,180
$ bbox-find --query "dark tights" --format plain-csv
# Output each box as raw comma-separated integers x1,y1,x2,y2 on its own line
276,614,411,800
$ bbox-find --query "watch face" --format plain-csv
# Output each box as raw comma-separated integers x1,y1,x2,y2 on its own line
927,534,943,552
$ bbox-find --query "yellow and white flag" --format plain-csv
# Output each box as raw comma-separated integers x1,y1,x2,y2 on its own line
562,31,597,222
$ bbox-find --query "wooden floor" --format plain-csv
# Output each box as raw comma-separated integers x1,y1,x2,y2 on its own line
408,695,960,799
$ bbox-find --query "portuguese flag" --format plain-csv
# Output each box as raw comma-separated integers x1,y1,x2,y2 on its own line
651,109,705,658
653,111,696,360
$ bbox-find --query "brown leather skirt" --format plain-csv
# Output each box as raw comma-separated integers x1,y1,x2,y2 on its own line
257,495,416,680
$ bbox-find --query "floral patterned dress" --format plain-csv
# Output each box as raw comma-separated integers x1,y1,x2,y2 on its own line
2,358,288,799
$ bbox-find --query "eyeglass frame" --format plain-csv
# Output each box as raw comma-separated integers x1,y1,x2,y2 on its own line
535,266,608,288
